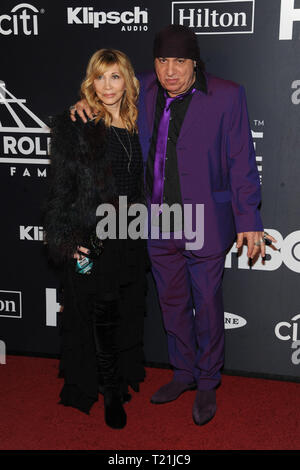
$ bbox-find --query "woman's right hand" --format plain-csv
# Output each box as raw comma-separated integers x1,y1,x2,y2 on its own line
73,246,90,260
70,100,94,123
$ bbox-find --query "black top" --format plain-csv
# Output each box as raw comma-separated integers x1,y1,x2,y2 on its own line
146,69,207,207
107,126,144,204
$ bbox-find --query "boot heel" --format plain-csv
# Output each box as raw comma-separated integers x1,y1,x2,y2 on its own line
104,391,127,429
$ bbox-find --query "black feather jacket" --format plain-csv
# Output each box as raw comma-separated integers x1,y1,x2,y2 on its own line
44,111,118,263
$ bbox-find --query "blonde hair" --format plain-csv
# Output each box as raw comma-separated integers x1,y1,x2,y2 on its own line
80,48,139,133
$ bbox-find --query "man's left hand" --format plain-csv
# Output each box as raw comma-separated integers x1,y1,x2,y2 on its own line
236,231,277,261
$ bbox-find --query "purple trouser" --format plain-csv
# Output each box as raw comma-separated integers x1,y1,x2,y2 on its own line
148,237,226,391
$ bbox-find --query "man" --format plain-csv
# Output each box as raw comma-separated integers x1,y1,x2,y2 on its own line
70,25,273,425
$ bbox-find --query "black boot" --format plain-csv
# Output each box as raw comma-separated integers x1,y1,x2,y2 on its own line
97,373,131,404
92,299,126,429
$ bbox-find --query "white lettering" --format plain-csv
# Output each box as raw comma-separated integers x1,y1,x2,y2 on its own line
279,0,300,40
20,226,44,241
0,4,39,36
0,15,12,35
18,136,34,154
219,12,233,27
3,136,49,155
177,7,249,29
275,321,292,341
234,11,247,27
179,8,194,27
67,7,82,24
120,11,133,24
20,225,33,240
281,231,300,273
134,6,147,23
0,291,22,319
226,229,300,273
0,300,16,313
3,136,17,154
67,6,148,28
37,168,47,177
275,314,300,341
0,340,6,364
46,288,60,327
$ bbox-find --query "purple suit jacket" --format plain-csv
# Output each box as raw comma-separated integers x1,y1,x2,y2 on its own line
137,71,263,255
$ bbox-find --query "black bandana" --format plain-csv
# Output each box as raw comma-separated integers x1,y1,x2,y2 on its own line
153,24,200,61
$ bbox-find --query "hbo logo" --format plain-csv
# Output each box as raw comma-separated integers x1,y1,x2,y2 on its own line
225,229,300,273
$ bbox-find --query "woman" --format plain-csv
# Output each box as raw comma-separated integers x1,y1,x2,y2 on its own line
44,49,148,429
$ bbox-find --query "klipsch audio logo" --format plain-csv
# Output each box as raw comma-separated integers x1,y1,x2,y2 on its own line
0,81,50,177
19,225,44,241
67,6,149,31
226,229,300,273
279,0,300,40
0,3,42,36
0,290,22,319
171,0,255,34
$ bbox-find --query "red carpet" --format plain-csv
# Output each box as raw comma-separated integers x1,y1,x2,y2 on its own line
0,355,299,450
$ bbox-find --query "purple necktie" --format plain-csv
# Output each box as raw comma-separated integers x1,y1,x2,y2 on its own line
151,88,196,206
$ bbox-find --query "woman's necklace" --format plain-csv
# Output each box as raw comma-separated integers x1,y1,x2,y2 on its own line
111,125,132,173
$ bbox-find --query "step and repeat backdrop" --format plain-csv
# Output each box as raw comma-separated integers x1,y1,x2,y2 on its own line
0,0,299,379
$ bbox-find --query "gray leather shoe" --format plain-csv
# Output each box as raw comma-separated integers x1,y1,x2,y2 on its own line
150,380,196,404
192,389,216,425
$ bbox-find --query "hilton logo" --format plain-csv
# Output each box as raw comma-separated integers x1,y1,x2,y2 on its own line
0,290,22,319
171,0,255,35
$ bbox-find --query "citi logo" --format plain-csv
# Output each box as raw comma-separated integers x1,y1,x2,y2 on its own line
67,6,148,31
224,312,247,329
0,3,40,36
19,225,44,241
0,290,22,319
275,314,300,342
172,0,255,35
275,314,300,365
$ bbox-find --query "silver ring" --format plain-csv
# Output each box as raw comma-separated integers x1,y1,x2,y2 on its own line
254,241,262,247
69,105,76,111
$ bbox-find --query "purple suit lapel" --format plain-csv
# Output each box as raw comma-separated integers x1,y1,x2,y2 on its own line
178,80,209,141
